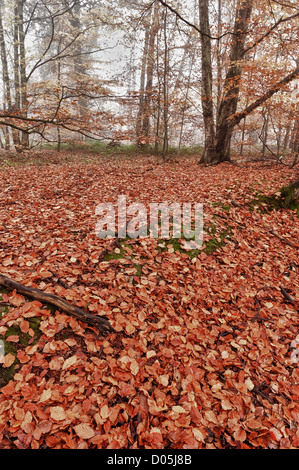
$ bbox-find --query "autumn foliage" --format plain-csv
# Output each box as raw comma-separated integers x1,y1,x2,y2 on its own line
0,153,298,449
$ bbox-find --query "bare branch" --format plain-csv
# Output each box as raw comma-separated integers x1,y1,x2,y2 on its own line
231,66,299,126
156,0,232,40
243,11,299,55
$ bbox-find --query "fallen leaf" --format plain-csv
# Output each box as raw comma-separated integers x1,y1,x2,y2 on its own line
130,359,139,376
3,353,15,368
50,406,67,421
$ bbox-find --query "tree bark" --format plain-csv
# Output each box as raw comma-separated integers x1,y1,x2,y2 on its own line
136,26,150,146
0,274,115,334
13,0,28,151
18,0,28,149
198,0,216,163
162,7,169,159
215,0,253,162
141,1,160,147
0,0,11,149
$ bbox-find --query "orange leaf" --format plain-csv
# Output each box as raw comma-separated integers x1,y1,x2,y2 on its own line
50,406,67,421
100,404,110,420
6,335,19,342
4,353,15,368
74,423,95,440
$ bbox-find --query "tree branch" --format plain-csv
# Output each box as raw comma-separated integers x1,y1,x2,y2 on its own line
230,66,299,126
0,274,115,334
156,0,232,40
243,12,299,55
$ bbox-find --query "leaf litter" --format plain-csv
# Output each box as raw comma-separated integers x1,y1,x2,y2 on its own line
0,155,298,449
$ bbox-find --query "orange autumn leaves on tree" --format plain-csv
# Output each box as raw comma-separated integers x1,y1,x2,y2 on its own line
0,157,298,449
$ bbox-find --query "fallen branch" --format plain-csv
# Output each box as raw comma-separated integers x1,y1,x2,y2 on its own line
0,274,115,334
280,287,296,305
251,295,263,322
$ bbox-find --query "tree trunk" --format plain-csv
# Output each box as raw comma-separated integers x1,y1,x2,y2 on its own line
177,52,194,154
13,0,28,151
18,0,28,149
261,108,269,159
289,108,298,154
0,0,12,149
141,2,160,147
282,122,291,152
216,0,222,119
70,1,87,136
13,1,21,150
162,7,169,159
136,26,150,146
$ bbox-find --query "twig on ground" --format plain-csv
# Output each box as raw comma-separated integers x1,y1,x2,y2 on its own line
264,225,299,248
280,287,296,305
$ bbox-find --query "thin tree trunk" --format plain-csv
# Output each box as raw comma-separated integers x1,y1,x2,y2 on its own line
177,43,196,154
13,0,28,151
13,1,21,150
282,122,291,152
289,107,298,155
154,32,161,155
216,0,222,120
162,7,169,159
70,1,87,140
0,0,12,149
18,0,28,149
141,1,160,147
136,26,150,147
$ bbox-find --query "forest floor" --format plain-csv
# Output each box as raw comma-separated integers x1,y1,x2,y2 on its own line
0,150,298,449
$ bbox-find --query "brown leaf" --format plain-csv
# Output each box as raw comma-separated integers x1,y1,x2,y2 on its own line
3,353,15,368
74,423,95,440
50,406,67,421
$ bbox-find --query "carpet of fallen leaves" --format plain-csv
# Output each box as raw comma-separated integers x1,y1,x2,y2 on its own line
0,152,298,449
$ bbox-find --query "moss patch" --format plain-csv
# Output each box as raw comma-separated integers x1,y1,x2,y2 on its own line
0,316,42,387
157,238,201,259
0,288,43,387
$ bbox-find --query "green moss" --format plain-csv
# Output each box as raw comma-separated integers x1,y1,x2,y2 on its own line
203,237,223,254
103,249,125,261
0,305,9,317
202,220,233,254
0,336,17,387
157,238,200,259
212,202,231,212
0,316,42,387
3,316,41,346
133,264,142,277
